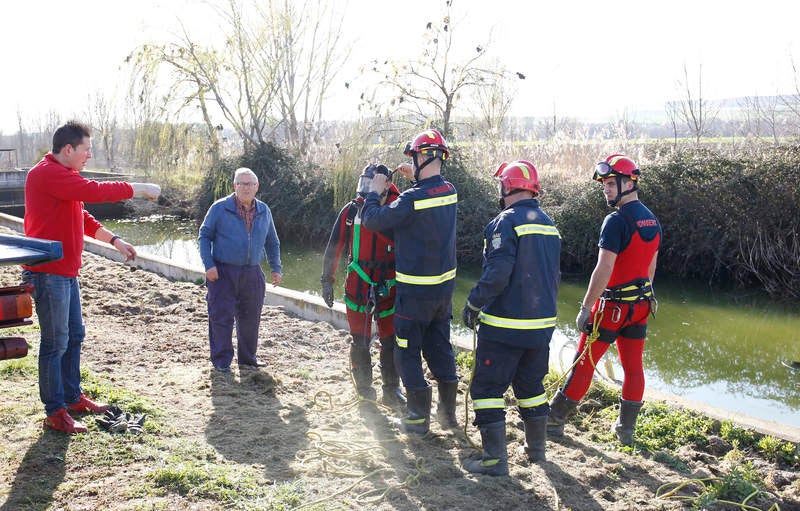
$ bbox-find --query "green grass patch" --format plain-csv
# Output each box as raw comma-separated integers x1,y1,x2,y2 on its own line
148,460,270,505
632,402,715,452
756,435,800,466
455,350,474,372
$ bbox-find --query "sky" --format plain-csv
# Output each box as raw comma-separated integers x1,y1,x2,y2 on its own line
2,0,800,134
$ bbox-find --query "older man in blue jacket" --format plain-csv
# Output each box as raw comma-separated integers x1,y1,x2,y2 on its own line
199,167,282,373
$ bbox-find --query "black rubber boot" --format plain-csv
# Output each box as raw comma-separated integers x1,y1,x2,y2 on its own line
349,336,375,400
612,398,643,446
463,421,509,476
379,336,406,407
402,387,432,435
523,416,547,462
380,365,406,407
436,380,459,428
546,389,579,437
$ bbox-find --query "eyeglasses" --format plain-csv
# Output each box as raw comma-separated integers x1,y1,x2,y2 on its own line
235,182,258,187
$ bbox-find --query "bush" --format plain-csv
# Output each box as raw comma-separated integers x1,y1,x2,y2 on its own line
442,146,499,267
193,142,335,245
541,143,800,301
642,144,800,300
541,177,607,274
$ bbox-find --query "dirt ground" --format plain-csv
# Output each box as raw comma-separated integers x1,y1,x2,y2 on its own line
1,246,798,510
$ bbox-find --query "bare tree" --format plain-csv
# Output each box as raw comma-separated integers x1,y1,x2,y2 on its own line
469,59,518,140
781,54,800,134
740,95,781,144
86,90,118,169
129,0,346,157
266,0,349,154
664,100,681,146
363,0,519,140
611,107,637,143
674,62,718,143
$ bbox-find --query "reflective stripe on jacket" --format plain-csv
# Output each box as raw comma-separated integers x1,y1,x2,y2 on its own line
361,175,457,299
467,198,561,348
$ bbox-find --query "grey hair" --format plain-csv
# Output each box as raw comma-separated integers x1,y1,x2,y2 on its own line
234,167,258,183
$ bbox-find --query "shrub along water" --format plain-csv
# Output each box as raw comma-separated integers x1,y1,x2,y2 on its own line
194,141,800,302
193,142,498,266
640,144,800,301
194,142,333,246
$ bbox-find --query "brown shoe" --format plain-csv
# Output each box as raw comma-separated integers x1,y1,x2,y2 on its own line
67,394,110,414
44,409,88,434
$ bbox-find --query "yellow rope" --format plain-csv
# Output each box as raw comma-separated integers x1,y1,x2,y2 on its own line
297,344,430,509
545,304,605,396
656,477,782,511
294,431,429,510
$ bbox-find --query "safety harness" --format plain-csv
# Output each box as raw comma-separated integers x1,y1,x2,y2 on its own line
344,205,395,319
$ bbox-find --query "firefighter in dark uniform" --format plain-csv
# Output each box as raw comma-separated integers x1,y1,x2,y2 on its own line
461,160,561,475
361,129,459,435
548,154,661,446
320,164,405,405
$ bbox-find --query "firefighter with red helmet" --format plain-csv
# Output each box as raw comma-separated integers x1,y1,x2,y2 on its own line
461,160,561,475
361,129,460,435
548,154,661,446
320,164,405,406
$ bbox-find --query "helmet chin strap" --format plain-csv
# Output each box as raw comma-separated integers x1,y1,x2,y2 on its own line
498,187,519,209
607,176,637,207
412,153,436,181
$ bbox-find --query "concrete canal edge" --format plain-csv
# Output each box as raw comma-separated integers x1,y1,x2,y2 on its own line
1,212,798,444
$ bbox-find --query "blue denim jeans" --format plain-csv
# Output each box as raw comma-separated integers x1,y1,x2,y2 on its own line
23,271,85,416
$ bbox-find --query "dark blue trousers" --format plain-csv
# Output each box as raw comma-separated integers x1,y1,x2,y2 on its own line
393,294,458,390
470,337,550,425
206,262,265,368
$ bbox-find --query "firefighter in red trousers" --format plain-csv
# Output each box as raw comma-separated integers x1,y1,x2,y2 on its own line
548,154,661,446
321,164,405,406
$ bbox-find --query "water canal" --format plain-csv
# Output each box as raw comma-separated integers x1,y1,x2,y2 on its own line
104,216,800,429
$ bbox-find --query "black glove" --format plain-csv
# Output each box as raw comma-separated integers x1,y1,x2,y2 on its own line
321,276,334,308
96,406,128,433
576,305,592,333
128,413,147,435
461,301,481,329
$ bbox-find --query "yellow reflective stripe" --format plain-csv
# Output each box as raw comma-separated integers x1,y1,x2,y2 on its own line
481,458,500,467
616,280,652,292
396,336,408,348
396,268,456,285
614,292,653,302
518,162,531,179
472,398,505,410
413,193,457,210
514,223,561,239
518,393,547,408
405,417,426,424
479,313,557,330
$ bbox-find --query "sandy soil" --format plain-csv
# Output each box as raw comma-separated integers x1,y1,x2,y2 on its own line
0,245,798,510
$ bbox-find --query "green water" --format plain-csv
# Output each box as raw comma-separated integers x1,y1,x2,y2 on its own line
105,216,800,427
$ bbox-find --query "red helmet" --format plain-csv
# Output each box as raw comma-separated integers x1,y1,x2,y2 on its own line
404,129,449,161
593,154,639,182
494,160,540,195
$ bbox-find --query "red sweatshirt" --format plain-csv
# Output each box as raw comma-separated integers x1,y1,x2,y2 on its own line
23,154,134,277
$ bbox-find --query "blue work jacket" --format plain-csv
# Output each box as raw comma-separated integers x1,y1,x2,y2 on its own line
467,198,561,348
361,175,457,300
198,194,282,273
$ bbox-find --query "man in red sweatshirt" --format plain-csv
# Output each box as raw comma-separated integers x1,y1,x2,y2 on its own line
23,120,161,434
